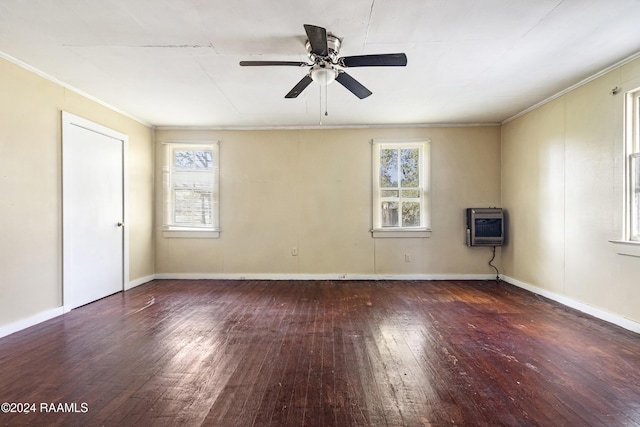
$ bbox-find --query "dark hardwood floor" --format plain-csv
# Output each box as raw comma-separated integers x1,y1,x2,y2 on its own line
1,279,639,426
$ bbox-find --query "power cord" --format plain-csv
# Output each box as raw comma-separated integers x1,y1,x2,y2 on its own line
488,245,500,281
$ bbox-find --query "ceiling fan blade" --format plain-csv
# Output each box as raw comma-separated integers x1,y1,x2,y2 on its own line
340,53,407,67
304,24,328,57
285,75,313,98
335,72,372,99
240,60,309,67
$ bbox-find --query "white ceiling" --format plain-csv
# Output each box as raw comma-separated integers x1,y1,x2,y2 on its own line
2,0,640,128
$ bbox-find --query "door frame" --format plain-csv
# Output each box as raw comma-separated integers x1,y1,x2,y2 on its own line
61,111,129,312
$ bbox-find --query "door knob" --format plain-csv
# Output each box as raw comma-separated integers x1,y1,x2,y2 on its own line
117,222,124,227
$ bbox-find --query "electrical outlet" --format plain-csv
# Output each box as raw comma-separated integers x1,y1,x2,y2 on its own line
404,253,411,262
291,247,298,256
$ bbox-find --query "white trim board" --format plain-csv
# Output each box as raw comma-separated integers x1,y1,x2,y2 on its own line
0,51,151,127
154,273,496,281
0,275,156,339
126,274,156,291
3,274,637,339
501,275,640,334
502,50,640,124
0,307,64,339
157,273,640,334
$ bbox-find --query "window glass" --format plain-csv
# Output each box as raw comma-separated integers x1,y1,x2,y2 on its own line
380,149,398,187
400,148,419,187
163,142,219,232
628,91,640,241
631,154,640,239
372,140,430,233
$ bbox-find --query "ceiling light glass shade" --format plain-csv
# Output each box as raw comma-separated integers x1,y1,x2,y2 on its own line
310,67,338,85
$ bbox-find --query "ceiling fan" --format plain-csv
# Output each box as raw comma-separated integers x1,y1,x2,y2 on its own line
239,24,407,99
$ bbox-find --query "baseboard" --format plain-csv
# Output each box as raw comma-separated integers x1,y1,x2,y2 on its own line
1,276,155,338
154,273,497,281
126,274,156,290
15,274,630,340
501,275,640,334
0,306,65,339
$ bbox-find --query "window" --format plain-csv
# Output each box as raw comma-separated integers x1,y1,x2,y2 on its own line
631,153,640,240
372,139,430,237
627,90,640,241
162,142,219,237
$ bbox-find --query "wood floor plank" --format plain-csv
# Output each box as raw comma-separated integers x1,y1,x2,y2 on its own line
1,279,639,426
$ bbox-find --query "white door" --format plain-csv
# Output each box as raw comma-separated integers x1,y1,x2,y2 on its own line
62,112,128,310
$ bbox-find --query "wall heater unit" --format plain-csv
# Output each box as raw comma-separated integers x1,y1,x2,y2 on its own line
466,208,504,247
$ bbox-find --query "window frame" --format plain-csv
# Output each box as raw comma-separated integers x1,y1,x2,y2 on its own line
371,139,431,238
162,141,220,238
630,153,640,241
626,90,640,242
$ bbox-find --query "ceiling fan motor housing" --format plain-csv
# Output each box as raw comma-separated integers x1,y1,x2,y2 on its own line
306,34,341,63
306,34,341,85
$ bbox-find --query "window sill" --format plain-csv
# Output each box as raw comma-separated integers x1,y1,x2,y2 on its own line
609,240,640,257
163,229,220,239
371,228,431,238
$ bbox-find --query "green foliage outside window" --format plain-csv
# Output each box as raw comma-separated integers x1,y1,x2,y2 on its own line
379,147,421,227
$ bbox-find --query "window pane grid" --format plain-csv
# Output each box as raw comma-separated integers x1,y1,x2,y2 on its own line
163,143,219,231
631,154,640,240
635,97,640,152
628,92,640,241
173,188,213,226
374,141,428,230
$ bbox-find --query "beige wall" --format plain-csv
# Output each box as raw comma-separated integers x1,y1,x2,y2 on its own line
155,126,502,276
0,57,154,328
7,41,637,333
502,58,640,324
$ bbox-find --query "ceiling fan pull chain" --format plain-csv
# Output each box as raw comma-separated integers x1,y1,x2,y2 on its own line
319,85,322,125
325,83,329,117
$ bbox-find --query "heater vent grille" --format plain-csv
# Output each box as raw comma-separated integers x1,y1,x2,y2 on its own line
466,208,504,246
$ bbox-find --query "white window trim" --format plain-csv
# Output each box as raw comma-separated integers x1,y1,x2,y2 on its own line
609,239,640,257
163,229,220,239
624,88,640,242
610,82,640,256
371,139,431,238
162,141,220,239
630,152,640,241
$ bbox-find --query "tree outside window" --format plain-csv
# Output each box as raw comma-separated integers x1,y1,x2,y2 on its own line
372,140,430,233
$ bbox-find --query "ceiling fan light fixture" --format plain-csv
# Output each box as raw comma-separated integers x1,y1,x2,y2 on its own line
310,66,338,86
